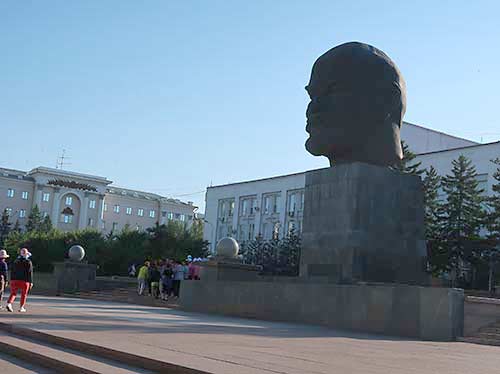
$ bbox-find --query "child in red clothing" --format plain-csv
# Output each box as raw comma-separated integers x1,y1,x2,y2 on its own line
7,248,33,313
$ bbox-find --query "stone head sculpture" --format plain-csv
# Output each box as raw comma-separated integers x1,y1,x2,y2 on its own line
305,42,406,166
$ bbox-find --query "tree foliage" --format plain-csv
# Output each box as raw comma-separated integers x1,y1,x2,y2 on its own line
0,209,12,246
437,155,485,278
393,140,424,176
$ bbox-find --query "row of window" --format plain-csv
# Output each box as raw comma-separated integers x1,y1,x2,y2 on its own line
3,208,27,218
6,189,29,200
220,219,302,243
102,204,191,221
218,190,305,219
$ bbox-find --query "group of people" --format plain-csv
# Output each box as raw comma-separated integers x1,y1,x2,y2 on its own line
135,258,202,300
0,247,34,313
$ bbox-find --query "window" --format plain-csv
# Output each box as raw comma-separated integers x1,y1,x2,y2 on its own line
240,197,257,216
42,211,48,218
113,205,120,213
138,208,144,217
103,203,108,212
180,214,186,222
248,223,255,241
174,213,181,220
167,212,174,220
273,222,280,240
89,200,96,209
88,218,94,226
149,210,156,218
21,191,29,200
229,201,235,216
7,189,14,198
19,209,26,218
188,215,193,221
65,196,73,206
112,222,118,231
42,193,50,202
263,194,280,214
162,211,167,218
5,208,12,216
126,207,132,215
62,215,73,224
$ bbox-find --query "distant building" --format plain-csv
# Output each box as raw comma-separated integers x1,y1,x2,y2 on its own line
203,122,499,252
0,166,197,233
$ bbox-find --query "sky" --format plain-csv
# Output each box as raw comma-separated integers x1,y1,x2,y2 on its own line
1,1,499,212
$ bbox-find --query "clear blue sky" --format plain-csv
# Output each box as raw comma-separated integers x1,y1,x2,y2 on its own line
1,1,499,211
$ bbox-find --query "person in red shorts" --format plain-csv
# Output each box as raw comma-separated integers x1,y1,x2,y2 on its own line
6,248,33,313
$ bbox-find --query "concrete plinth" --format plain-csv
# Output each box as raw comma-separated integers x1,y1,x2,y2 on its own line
300,162,429,285
181,281,464,341
53,261,97,294
198,260,261,282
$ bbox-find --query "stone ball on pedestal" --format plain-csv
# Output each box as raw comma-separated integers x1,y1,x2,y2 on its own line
68,245,85,262
216,237,239,259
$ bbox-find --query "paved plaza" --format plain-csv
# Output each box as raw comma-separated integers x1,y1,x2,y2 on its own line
0,295,498,373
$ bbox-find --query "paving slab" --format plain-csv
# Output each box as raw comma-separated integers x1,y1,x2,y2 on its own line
0,295,499,373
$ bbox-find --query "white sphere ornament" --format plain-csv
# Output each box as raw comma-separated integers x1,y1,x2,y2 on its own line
68,245,85,262
216,237,239,259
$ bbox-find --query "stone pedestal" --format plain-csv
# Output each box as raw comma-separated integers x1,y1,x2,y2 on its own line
300,162,429,285
199,260,262,282
53,261,97,294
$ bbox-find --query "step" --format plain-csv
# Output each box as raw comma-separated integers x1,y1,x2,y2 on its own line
0,351,55,374
0,323,208,374
458,336,500,347
0,331,153,374
478,327,500,334
472,332,500,340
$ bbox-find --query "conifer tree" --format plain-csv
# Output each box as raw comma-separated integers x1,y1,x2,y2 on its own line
393,140,424,176
422,166,442,240
486,158,500,242
26,205,42,232
440,155,485,280
40,215,53,233
12,219,21,233
0,209,12,245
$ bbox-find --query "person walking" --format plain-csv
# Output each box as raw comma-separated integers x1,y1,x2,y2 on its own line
6,248,33,313
172,261,185,298
0,249,10,310
161,262,174,300
137,261,150,296
149,264,161,299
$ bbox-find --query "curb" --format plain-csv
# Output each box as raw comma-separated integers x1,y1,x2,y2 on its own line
0,322,209,374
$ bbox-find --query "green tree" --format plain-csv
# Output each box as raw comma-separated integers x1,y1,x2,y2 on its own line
0,209,12,245
26,205,43,232
40,215,53,233
439,155,485,283
423,166,442,241
393,140,424,176
486,158,500,242
12,219,21,233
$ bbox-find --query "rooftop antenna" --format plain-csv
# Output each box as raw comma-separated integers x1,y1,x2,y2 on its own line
56,149,72,170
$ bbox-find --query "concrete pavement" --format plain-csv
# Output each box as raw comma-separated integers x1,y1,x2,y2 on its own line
0,352,54,374
0,295,499,373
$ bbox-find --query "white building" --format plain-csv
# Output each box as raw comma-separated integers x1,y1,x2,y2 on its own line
203,122,499,252
0,166,197,233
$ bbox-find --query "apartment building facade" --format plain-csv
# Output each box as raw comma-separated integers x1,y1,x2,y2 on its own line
0,166,197,233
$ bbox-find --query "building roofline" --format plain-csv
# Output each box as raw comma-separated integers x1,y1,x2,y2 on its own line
416,140,500,156
108,185,197,208
209,141,500,190
403,121,479,145
207,169,313,190
28,166,112,184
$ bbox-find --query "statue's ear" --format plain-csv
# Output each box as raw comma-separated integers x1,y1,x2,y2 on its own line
386,89,404,127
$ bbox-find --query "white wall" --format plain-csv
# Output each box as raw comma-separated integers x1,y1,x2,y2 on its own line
401,122,477,154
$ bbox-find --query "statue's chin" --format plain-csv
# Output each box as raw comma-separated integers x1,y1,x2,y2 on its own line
305,137,326,156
